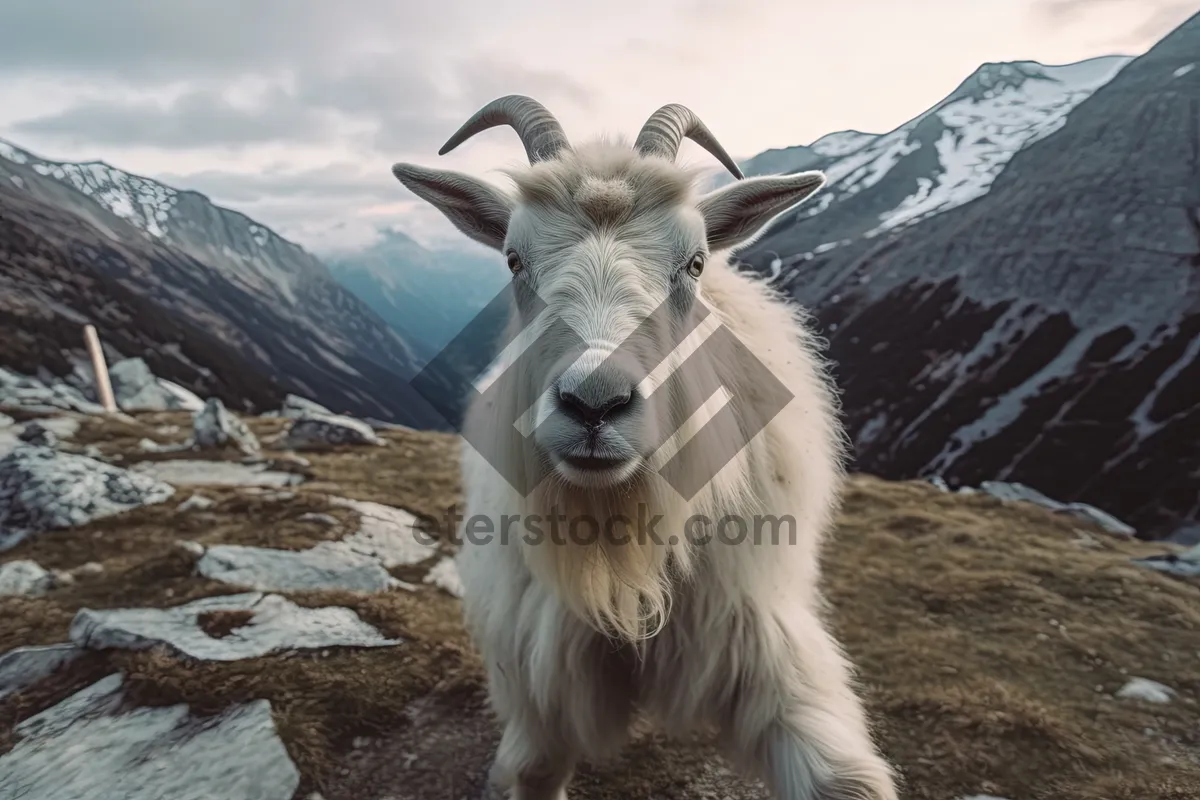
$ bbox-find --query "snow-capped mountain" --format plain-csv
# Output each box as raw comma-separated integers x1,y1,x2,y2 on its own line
734,12,1200,539
325,228,509,356
726,54,1133,266
0,142,455,429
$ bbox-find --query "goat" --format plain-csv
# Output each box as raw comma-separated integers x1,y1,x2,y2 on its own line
393,95,899,800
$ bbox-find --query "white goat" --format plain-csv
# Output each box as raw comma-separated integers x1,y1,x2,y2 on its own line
393,96,899,800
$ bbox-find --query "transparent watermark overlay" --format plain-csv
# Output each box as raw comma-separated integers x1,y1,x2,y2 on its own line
409,279,793,501
411,506,799,548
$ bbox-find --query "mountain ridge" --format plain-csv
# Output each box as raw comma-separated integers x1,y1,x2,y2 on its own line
324,228,508,356
734,12,1200,538
0,139,457,429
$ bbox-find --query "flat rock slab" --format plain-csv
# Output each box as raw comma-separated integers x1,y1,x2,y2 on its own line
279,394,334,418
0,643,82,699
978,480,1136,535
329,497,435,568
0,445,176,551
69,592,401,661
0,673,300,800
195,498,435,593
198,544,399,593
130,459,303,488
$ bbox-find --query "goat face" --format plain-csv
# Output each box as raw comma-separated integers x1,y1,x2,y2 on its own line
392,96,826,492
505,187,710,490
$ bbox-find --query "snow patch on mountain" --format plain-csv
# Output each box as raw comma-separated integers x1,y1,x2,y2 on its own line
791,56,1134,238
0,145,180,239
809,130,877,158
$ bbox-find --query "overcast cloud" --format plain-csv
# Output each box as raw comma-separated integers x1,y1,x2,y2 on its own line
0,0,1195,254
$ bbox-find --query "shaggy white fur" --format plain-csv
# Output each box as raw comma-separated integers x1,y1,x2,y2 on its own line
393,98,899,800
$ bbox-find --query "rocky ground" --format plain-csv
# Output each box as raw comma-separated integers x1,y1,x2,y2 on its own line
1,398,1198,800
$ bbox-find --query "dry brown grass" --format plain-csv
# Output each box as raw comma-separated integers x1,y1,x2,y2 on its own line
1,412,1198,799
825,477,1200,800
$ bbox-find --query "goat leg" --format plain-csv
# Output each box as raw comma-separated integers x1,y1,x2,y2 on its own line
483,718,576,800
723,609,899,800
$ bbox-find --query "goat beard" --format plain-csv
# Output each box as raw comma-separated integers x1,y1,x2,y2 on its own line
517,477,695,644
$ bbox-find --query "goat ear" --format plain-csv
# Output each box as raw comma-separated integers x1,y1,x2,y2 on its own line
697,171,826,252
391,163,513,251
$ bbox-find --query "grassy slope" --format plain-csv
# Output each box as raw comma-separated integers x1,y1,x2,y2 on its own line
1,410,1198,799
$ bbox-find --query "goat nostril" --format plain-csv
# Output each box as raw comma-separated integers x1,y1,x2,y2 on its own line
558,389,632,424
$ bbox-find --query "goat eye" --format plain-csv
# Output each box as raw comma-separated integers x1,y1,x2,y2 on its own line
686,253,705,278
506,250,523,274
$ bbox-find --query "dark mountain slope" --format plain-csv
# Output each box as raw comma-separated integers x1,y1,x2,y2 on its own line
738,13,1200,538
0,141,455,429
0,168,452,428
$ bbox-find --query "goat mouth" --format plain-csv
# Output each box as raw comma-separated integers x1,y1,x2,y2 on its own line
558,454,628,471
550,448,641,488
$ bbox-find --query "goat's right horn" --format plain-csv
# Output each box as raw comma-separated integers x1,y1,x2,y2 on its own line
635,103,744,180
438,95,571,164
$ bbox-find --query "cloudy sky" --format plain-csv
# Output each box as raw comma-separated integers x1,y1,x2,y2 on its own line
0,0,1194,255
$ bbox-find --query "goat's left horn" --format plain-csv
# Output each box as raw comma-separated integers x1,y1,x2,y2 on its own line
438,95,571,164
634,104,743,180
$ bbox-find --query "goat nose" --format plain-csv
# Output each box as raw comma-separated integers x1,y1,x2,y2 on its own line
555,361,635,425
558,386,632,424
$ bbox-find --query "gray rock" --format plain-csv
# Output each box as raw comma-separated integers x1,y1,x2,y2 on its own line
363,417,416,432
0,446,175,551
69,592,401,661
0,673,300,800
0,559,54,596
977,481,1135,535
328,497,436,568
0,367,107,415
424,557,464,598
1132,543,1200,579
197,498,433,593
192,397,260,456
3,417,82,460
1165,523,1200,547
107,358,173,411
278,412,385,450
279,393,333,419
73,561,105,577
298,512,338,527
19,422,58,448
273,452,311,468
0,412,12,428
175,540,206,558
198,544,399,593
0,643,81,699
137,437,193,454
1116,677,1175,704
131,459,301,488
156,380,205,412
177,493,216,512
49,569,75,588
1058,502,1136,537
74,357,206,412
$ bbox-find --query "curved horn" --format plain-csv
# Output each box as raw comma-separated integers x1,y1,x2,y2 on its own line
438,95,571,164
634,103,744,180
